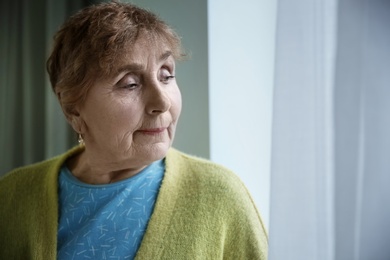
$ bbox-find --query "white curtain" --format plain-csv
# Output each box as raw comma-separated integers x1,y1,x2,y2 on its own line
269,0,390,259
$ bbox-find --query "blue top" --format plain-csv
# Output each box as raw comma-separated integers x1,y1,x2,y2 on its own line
57,159,165,259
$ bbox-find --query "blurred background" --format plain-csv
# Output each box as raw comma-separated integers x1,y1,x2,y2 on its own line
1,0,390,259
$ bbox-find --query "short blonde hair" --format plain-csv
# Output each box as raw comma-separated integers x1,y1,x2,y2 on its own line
47,1,184,114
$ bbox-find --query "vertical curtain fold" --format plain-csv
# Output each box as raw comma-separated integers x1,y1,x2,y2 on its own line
22,0,47,163
335,1,390,259
269,0,337,259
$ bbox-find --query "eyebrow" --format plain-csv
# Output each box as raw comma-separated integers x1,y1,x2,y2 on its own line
160,51,173,62
116,51,173,74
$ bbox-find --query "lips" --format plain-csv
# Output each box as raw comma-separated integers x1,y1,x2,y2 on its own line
137,127,167,135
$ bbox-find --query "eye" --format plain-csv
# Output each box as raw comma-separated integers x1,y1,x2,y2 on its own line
123,83,139,89
159,68,175,84
117,74,140,90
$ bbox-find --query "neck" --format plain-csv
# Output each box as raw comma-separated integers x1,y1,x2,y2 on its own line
67,149,146,184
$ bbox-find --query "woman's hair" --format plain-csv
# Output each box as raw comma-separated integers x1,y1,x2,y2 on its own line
47,1,184,115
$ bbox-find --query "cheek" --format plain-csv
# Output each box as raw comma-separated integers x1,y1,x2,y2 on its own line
83,98,140,132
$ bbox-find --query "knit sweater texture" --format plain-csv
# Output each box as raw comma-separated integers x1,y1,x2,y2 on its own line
0,147,268,259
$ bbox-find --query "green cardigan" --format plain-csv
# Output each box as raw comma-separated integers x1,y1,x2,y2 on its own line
0,147,268,259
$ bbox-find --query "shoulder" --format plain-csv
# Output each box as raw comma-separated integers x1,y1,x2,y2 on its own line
0,158,58,200
166,148,244,190
1,157,59,184
0,146,83,197
0,146,83,182
166,148,238,179
165,148,259,214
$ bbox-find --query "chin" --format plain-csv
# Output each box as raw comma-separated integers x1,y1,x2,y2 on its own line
138,142,171,163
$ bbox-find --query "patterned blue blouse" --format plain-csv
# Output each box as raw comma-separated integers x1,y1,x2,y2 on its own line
57,159,164,259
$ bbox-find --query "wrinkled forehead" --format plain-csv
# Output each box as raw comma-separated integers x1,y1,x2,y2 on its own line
111,33,174,71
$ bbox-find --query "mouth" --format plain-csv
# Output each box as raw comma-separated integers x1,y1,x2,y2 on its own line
137,127,167,135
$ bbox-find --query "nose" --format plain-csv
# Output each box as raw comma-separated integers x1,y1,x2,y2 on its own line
145,81,171,115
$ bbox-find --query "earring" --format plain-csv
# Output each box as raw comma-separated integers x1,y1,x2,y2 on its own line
78,133,85,145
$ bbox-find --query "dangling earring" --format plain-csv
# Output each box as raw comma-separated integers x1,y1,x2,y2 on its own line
78,133,85,146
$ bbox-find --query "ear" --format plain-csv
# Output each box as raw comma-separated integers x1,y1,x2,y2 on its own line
67,111,86,134
57,91,86,134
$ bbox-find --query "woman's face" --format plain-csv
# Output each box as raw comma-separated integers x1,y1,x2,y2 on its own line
74,36,182,169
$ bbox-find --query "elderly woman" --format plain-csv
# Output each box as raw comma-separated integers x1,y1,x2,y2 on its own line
0,2,267,259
